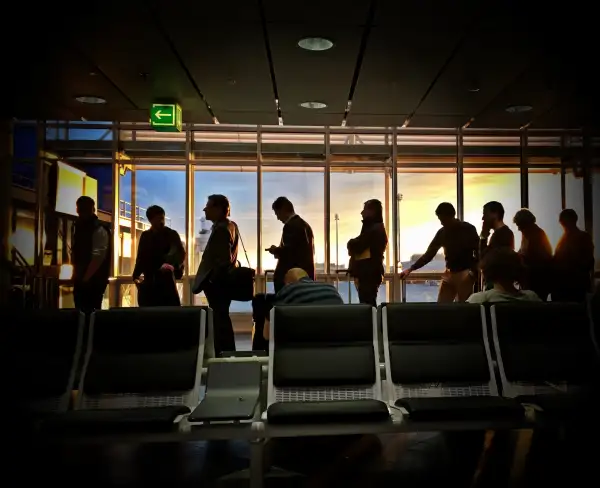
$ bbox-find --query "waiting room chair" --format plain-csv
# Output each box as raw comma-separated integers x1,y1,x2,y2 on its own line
8,309,84,415
265,304,389,424
55,306,207,433
382,303,523,422
491,302,600,417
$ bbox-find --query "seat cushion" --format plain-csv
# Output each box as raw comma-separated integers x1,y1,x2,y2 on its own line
516,394,587,413
44,405,190,434
396,396,524,422
267,399,389,425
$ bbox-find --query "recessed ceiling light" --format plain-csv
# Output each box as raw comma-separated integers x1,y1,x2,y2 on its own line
468,87,480,93
75,96,106,104
300,101,327,109
506,105,532,114
298,37,334,51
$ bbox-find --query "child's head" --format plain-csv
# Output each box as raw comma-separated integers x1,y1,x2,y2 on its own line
481,248,524,285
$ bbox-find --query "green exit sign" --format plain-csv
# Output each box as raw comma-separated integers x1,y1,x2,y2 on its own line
150,103,182,132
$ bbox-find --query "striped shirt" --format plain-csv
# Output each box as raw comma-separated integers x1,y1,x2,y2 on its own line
274,277,344,305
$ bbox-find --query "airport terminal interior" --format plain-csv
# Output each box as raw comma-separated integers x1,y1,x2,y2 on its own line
3,1,600,487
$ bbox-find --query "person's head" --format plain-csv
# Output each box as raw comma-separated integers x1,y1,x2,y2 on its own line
435,202,457,227
76,196,96,220
559,208,578,230
284,268,309,285
481,248,525,287
272,197,294,223
482,201,505,228
204,194,230,222
146,205,165,229
513,208,536,232
361,199,383,222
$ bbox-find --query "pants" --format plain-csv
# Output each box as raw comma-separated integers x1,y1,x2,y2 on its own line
204,282,235,355
252,293,275,350
137,274,181,307
354,278,381,307
438,270,474,303
73,281,106,313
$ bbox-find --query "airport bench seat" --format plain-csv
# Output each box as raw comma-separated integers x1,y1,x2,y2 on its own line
266,305,389,425
44,405,190,434
267,399,389,424
396,396,523,422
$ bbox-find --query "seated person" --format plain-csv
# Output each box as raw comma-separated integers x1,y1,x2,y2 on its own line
262,268,344,341
467,248,542,304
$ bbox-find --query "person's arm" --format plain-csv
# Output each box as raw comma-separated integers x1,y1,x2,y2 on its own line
208,225,233,282
409,230,443,272
347,231,370,256
132,232,147,281
273,222,305,261
82,226,109,282
165,230,186,267
466,292,484,304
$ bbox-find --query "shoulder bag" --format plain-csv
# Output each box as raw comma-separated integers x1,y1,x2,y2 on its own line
227,225,256,302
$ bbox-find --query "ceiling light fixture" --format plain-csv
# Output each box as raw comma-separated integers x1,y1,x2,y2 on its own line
505,105,532,114
75,96,106,104
300,101,327,109
298,37,334,51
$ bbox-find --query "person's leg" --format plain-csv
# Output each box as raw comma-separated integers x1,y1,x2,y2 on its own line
437,277,457,303
91,283,107,310
205,285,235,355
357,280,378,307
456,271,475,302
252,294,269,350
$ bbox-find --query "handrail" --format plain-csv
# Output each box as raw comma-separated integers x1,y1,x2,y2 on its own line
11,246,33,276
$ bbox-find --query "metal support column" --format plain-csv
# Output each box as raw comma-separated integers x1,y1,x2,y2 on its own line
34,121,46,275
324,127,331,277
109,124,120,307
184,125,194,305
257,126,263,286
384,169,390,274
520,129,529,208
130,167,137,272
0,120,12,307
391,128,400,302
560,135,567,210
456,129,464,220
582,134,593,234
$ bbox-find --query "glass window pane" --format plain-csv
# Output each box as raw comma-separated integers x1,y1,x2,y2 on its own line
529,171,562,251
262,168,325,276
399,170,457,303
565,170,585,225
330,169,390,304
118,170,132,275
464,171,522,250
193,167,257,313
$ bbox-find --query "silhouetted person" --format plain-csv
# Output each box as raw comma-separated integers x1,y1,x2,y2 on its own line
401,202,478,303
513,208,553,301
133,205,185,307
267,197,315,293
71,196,110,312
347,199,388,307
193,194,239,354
467,248,541,304
480,201,515,290
552,209,594,302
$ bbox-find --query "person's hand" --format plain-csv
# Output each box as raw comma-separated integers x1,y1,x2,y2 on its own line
266,245,278,254
133,276,143,285
400,268,413,280
481,221,491,238
160,263,175,272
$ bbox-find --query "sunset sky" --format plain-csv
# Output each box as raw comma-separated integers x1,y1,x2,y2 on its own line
121,168,586,271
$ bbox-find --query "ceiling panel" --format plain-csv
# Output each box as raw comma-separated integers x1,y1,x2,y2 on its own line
416,6,541,125
217,111,278,125
65,2,212,123
262,0,370,25
280,111,345,127
347,113,408,127
268,24,363,114
409,115,466,128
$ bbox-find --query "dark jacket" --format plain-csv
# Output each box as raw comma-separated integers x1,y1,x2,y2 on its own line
273,215,315,292
193,219,239,294
72,216,111,285
553,228,594,293
347,219,388,280
132,226,185,282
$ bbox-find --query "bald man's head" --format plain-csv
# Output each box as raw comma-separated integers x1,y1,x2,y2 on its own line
284,268,308,285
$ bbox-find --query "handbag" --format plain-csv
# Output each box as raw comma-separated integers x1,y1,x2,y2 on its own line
226,225,256,302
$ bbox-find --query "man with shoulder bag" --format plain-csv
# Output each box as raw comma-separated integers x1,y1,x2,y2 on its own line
193,194,254,354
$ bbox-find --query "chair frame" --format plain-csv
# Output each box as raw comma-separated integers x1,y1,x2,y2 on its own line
381,304,499,406
74,308,207,412
266,305,383,411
